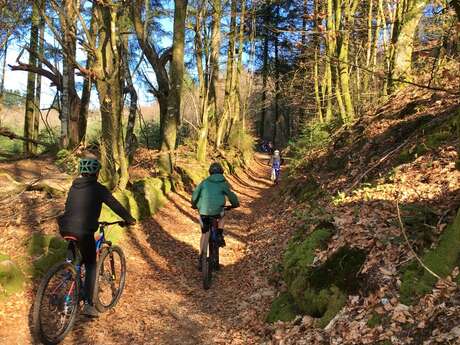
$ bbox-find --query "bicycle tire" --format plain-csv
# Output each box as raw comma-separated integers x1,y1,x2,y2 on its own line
202,252,211,290
94,245,126,312
32,262,80,345
210,241,219,271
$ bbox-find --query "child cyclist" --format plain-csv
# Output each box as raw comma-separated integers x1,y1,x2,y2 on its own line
269,149,282,184
57,153,136,317
191,162,239,270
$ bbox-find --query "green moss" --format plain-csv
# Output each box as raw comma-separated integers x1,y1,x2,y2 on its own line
266,292,299,323
55,149,78,174
272,230,367,327
367,312,382,328
309,247,367,293
400,207,460,304
317,286,347,328
29,235,67,278
28,233,54,256
283,228,332,286
0,256,25,297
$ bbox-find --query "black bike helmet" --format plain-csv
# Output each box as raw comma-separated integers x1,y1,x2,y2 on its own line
209,162,224,175
79,158,101,175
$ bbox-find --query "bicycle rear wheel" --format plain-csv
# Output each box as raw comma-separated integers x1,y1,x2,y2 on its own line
202,251,212,290
94,245,126,312
32,262,80,345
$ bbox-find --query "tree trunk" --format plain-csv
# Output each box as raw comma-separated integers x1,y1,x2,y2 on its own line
209,0,221,119
389,0,427,92
314,0,323,122
33,16,45,149
93,2,129,190
216,0,237,148
0,39,7,95
23,0,40,155
195,4,209,162
122,38,138,163
79,57,92,143
272,23,280,146
260,29,269,138
336,0,356,122
325,0,336,122
363,0,374,100
159,0,188,174
78,9,96,143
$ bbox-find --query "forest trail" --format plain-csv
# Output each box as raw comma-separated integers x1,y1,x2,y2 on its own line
1,154,278,345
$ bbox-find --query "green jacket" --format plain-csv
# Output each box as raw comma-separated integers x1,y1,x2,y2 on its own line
191,174,240,216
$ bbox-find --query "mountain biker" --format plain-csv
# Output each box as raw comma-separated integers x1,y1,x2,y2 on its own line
191,162,240,271
57,153,136,317
269,149,282,184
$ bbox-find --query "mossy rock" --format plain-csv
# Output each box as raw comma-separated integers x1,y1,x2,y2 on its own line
131,177,167,219
175,163,208,191
308,247,367,293
273,235,367,327
0,256,25,297
266,292,299,323
399,207,460,304
0,172,26,199
28,233,55,256
283,228,332,286
290,247,366,327
28,234,68,278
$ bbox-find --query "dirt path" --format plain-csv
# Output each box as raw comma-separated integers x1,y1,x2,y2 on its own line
2,155,280,345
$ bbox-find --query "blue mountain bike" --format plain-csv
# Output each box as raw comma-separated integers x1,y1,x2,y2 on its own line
32,221,127,344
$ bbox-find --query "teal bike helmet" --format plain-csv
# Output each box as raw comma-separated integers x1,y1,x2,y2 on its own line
79,158,101,175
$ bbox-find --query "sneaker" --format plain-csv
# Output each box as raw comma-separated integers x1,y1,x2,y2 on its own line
82,303,99,318
217,229,226,247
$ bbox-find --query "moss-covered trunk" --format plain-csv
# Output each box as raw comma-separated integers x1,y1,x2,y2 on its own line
159,0,188,174
389,0,428,92
93,2,129,190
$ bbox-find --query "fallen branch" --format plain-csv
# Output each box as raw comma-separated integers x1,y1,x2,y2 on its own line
0,127,51,147
395,199,441,280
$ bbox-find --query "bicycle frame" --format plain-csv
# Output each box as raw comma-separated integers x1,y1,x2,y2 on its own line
58,222,117,307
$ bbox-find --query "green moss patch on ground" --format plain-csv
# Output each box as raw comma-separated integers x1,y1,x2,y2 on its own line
27,234,68,278
0,254,25,298
266,292,299,323
268,224,367,328
399,207,460,304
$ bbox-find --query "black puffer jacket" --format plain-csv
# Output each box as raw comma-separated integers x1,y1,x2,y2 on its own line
57,176,135,236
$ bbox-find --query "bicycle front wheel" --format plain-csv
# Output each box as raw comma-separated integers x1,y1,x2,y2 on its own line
94,245,126,312
32,262,80,345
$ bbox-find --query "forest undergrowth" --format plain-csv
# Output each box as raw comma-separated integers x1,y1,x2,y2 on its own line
265,84,460,345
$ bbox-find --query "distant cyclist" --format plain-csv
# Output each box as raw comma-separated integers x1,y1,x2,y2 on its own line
191,162,240,270
269,149,282,184
57,153,136,317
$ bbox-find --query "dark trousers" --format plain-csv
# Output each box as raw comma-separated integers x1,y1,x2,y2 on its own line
63,233,97,305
